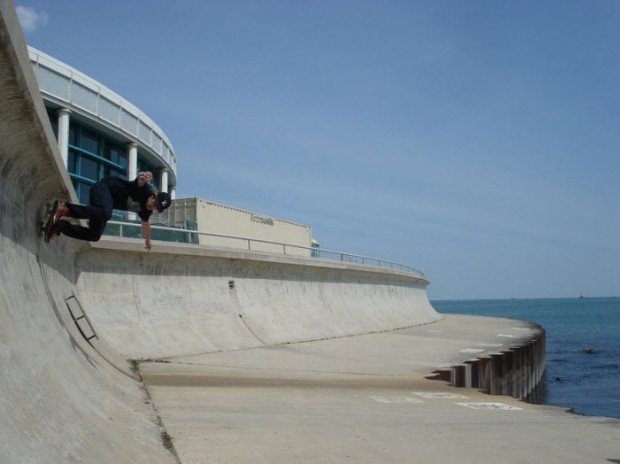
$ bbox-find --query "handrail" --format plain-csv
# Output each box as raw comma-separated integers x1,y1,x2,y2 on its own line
105,220,424,277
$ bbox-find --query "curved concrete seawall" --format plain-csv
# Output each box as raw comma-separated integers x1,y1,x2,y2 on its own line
0,2,441,461
428,323,546,400
75,240,440,359
6,0,617,460
0,3,174,462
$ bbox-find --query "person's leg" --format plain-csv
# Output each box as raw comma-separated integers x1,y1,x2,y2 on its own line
57,183,113,242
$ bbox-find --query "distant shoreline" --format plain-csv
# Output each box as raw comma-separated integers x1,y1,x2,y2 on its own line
431,296,619,303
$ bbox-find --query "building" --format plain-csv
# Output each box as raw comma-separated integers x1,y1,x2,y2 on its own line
160,198,313,256
29,46,314,251
28,46,177,202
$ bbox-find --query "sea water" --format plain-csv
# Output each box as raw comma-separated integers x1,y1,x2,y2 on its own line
431,298,620,419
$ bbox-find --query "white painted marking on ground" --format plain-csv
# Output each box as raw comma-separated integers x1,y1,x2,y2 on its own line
369,396,425,404
475,342,503,347
427,330,443,333
412,392,468,399
457,402,523,411
459,348,485,354
498,334,517,338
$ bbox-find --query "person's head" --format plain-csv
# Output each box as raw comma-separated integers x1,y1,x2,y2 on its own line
146,192,171,213
136,171,153,187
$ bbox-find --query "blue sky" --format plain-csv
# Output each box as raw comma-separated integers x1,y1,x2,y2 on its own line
18,1,619,299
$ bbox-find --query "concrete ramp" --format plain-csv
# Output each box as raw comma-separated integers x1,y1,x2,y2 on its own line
0,2,440,461
0,3,174,462
75,241,440,359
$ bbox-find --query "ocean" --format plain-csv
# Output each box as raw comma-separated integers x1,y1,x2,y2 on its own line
431,297,620,419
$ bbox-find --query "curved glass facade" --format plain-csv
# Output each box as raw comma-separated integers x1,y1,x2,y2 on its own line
47,109,128,200
28,47,202,244
30,46,176,205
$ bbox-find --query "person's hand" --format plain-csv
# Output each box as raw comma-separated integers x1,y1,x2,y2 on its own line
145,239,152,251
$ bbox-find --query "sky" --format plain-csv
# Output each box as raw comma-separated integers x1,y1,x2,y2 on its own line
17,0,619,300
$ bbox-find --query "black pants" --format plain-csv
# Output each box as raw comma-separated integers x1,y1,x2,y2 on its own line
57,181,113,242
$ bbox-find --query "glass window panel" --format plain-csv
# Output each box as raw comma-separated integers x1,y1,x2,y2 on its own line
110,148,120,165
68,151,78,174
78,182,91,204
80,156,98,180
46,109,58,137
103,140,125,166
103,166,126,179
112,169,126,179
102,142,111,161
81,130,98,155
118,153,128,169
69,125,77,146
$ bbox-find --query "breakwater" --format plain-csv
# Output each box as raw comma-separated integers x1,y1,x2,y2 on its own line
428,324,546,399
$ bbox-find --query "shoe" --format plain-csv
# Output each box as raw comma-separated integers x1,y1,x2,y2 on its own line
53,202,70,223
45,224,62,244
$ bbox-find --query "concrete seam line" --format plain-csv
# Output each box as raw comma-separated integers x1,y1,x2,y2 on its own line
135,366,182,464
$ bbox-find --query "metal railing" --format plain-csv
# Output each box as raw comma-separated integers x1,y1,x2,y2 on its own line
105,220,425,277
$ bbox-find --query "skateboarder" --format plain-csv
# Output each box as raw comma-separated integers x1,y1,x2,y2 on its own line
46,171,171,250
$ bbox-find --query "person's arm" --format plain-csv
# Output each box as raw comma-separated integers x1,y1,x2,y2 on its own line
141,221,152,250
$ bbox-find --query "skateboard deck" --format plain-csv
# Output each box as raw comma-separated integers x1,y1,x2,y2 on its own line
41,200,59,243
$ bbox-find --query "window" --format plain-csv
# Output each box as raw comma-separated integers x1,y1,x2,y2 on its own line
118,153,128,169
103,141,128,169
81,130,99,155
112,168,126,179
80,156,98,180
44,111,138,205
68,151,78,174
46,108,58,137
103,166,127,180
69,125,77,145
78,183,91,202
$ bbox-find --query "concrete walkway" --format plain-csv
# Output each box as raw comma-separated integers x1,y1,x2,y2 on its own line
142,315,620,463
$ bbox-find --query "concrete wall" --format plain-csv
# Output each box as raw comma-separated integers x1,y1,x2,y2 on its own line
0,2,441,460
428,323,547,400
75,240,439,360
0,3,174,462
160,198,312,256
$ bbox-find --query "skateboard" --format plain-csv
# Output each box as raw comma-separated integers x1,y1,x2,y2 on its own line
40,200,59,243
